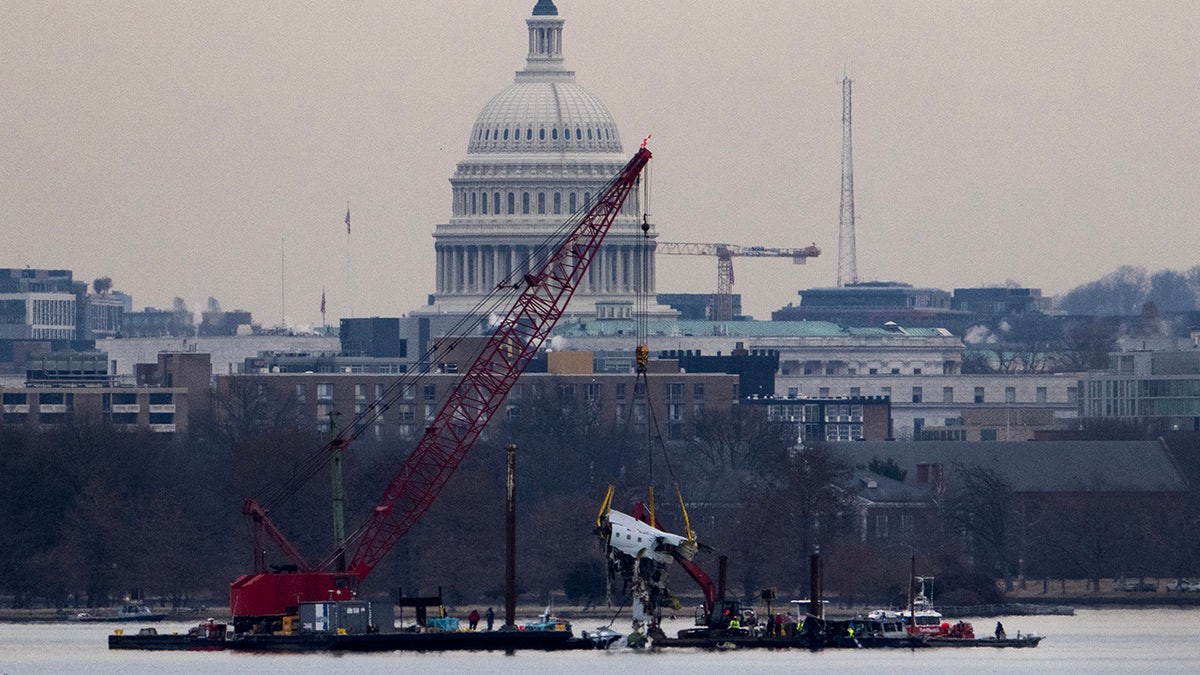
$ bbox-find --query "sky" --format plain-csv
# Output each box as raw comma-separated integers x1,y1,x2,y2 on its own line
4,1,1199,326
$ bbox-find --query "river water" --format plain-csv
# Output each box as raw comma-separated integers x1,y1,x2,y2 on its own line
2,608,1197,674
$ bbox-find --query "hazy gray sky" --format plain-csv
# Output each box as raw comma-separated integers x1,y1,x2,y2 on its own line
4,1,1198,325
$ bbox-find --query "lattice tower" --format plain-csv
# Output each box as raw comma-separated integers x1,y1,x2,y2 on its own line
838,76,858,287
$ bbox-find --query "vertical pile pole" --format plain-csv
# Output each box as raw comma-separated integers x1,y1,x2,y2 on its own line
504,444,517,629
809,550,822,619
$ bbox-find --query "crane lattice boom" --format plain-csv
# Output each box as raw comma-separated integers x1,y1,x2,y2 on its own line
230,147,652,625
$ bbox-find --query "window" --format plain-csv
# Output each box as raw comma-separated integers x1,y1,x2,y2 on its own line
538,128,545,140
537,192,546,214
585,383,601,402
553,192,561,214
913,418,924,435
569,192,577,213
1067,387,1078,403
317,383,334,401
424,383,436,401
615,403,626,420
470,192,476,214
506,405,520,421
868,368,878,375
693,383,705,399
880,386,891,399
398,404,415,423
633,402,646,423
818,387,830,397
616,382,626,399
891,368,900,374
913,368,922,375
942,386,953,403
875,515,889,539
668,403,683,421
507,192,515,214
1036,386,1047,403
402,384,415,400
558,383,576,400
481,192,488,214
899,515,915,536
981,428,997,441
974,387,985,403
522,192,530,214
375,384,384,399
633,381,646,399
667,383,683,400
912,386,923,403
355,384,366,400
295,384,306,402
850,387,861,397
787,387,799,398
1005,387,1016,404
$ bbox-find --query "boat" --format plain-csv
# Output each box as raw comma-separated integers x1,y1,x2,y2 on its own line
108,623,229,651
579,625,623,649
524,609,572,632
69,603,167,623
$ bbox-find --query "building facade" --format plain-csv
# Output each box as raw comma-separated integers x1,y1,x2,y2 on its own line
1079,346,1200,430
422,0,672,319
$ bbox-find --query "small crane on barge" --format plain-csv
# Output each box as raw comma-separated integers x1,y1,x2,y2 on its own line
229,145,653,634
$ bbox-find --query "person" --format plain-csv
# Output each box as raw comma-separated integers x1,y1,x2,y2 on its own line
728,615,741,630
995,621,1006,640
485,607,495,631
468,609,481,630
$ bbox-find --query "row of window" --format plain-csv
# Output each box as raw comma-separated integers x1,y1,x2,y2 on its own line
460,189,592,217
792,363,959,376
1,392,173,406
474,124,614,145
307,381,712,404
786,385,1076,404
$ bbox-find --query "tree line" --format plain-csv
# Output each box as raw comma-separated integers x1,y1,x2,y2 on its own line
3,382,1198,611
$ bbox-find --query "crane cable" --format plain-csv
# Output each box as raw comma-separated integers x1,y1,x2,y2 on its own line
633,159,690,539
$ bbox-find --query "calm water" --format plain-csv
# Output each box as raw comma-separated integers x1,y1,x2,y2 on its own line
2,608,1198,674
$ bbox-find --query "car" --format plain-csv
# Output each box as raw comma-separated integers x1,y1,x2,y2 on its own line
1166,579,1200,592
1114,578,1158,592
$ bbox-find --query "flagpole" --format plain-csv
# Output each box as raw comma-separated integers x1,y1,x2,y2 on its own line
345,201,352,319
280,236,286,329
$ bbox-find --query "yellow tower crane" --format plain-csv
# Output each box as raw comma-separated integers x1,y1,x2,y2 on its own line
655,242,821,321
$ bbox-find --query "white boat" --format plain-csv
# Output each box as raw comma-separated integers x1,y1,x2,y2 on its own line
68,603,167,623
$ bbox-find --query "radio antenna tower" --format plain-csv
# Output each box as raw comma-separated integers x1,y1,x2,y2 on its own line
838,75,858,287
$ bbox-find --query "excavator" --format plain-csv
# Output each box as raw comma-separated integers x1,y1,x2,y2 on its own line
229,144,652,634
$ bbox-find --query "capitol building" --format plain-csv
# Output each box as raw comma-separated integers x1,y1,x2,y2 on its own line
419,0,674,319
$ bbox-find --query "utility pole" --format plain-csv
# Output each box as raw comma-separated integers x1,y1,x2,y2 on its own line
838,76,858,288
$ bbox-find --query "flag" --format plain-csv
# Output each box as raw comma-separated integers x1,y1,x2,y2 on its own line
345,206,351,234
320,288,326,315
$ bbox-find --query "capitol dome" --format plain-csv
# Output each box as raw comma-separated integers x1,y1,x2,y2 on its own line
422,0,674,320
467,81,623,155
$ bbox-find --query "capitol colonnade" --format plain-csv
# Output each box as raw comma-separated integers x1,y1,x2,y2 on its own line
434,242,656,296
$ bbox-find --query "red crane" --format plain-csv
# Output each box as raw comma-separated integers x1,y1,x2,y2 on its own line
230,146,652,631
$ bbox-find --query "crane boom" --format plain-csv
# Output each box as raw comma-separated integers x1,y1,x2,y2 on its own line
342,147,651,577
229,146,652,628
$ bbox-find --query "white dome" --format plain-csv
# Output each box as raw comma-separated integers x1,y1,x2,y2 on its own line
467,80,623,154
